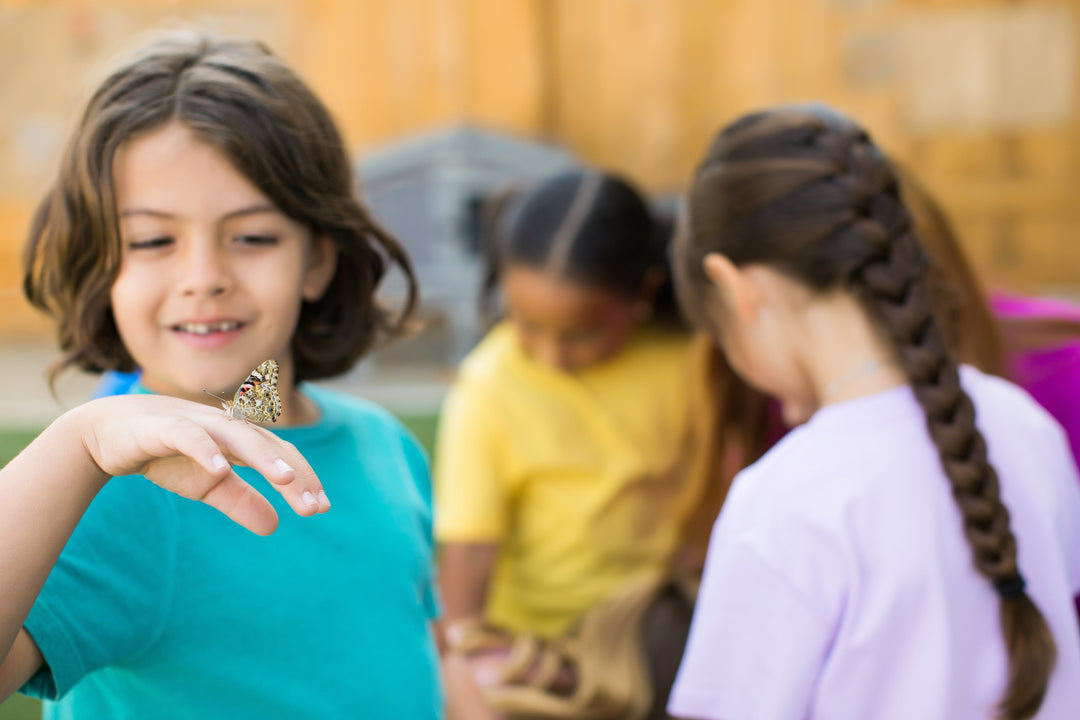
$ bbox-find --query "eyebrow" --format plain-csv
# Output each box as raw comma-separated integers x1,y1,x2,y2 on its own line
118,204,281,220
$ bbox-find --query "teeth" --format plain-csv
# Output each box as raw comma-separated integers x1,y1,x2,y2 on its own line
176,321,241,335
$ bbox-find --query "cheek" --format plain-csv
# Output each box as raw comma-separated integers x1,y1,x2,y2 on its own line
301,237,338,301
701,304,741,369
106,269,158,360
244,253,307,308
109,269,146,325
575,311,638,365
598,319,637,357
262,284,305,334
716,329,752,383
711,316,775,395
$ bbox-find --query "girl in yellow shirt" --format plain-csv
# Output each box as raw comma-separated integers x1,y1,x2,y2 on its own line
435,169,718,719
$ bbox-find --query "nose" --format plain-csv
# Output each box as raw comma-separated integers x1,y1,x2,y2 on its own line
177,238,233,298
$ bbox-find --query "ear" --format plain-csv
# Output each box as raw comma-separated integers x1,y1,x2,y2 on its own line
302,235,339,302
702,253,761,326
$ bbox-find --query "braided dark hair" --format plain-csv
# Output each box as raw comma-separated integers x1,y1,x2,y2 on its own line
681,105,1055,720
476,168,683,328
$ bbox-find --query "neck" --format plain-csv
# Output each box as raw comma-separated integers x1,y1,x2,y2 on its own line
797,290,907,408
279,386,321,426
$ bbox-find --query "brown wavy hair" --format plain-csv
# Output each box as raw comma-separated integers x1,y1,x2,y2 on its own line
23,31,417,386
679,105,1055,719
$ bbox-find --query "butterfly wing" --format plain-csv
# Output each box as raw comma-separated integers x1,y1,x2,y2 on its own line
226,359,282,423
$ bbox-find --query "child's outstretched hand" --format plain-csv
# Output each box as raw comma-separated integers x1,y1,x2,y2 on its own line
72,394,328,535
0,393,329,694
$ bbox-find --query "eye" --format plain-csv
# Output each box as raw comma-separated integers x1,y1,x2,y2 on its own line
126,236,173,251
235,234,278,246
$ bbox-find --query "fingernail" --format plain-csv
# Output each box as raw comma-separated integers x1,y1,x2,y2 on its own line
273,459,293,476
212,454,230,471
301,491,318,507
317,491,330,507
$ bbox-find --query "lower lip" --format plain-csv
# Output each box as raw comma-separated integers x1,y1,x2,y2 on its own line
171,326,245,349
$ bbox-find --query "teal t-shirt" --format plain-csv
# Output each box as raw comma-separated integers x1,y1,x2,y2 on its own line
21,385,443,718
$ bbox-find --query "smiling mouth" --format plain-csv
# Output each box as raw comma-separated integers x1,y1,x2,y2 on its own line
172,321,244,335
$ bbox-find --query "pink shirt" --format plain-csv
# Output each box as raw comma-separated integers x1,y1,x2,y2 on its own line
669,367,1080,720
992,292,1080,471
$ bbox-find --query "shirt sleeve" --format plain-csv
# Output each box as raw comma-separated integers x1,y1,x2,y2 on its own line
397,428,442,620
20,474,178,700
89,371,141,399
668,505,837,720
433,381,511,542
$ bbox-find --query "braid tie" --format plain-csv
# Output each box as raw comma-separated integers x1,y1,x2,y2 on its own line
996,575,1027,600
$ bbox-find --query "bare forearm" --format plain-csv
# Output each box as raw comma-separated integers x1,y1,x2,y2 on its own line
438,542,503,718
439,542,500,620
0,406,107,663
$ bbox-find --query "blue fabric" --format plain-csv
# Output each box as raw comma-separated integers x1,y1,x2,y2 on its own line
22,384,443,719
88,370,140,399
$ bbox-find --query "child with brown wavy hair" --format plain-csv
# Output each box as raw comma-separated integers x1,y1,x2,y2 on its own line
3,30,487,719
667,105,1080,720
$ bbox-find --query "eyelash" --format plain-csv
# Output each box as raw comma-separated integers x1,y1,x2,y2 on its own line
127,237,172,251
124,235,279,251
236,235,278,246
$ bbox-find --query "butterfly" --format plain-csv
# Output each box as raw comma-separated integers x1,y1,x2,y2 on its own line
207,359,283,423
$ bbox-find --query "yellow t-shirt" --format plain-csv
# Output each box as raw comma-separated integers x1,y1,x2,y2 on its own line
434,322,706,637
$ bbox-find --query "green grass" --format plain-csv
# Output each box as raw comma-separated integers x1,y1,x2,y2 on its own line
0,412,439,719
0,694,38,720
399,413,439,458
0,430,39,469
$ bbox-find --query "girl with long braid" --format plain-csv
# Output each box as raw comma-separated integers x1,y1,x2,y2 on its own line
666,105,1080,720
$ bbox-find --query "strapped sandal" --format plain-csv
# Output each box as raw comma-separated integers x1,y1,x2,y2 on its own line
495,634,578,693
484,574,675,720
448,574,697,720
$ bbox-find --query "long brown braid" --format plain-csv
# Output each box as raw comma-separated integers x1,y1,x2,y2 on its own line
682,105,1055,720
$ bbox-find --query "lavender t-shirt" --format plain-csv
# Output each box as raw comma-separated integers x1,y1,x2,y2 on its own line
669,367,1080,720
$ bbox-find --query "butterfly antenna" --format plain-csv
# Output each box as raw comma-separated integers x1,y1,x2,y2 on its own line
203,389,229,403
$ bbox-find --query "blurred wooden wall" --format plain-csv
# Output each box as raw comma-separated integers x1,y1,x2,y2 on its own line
2,0,1079,339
